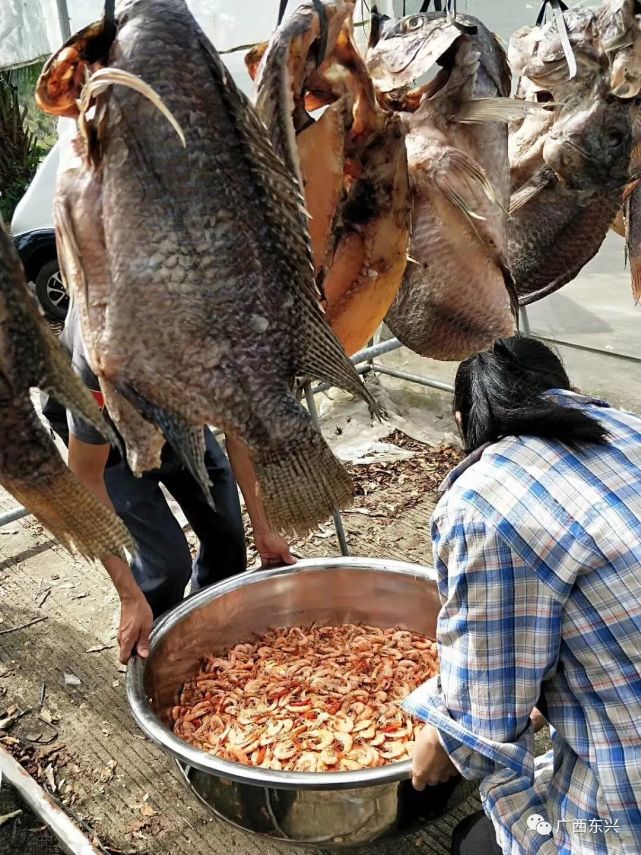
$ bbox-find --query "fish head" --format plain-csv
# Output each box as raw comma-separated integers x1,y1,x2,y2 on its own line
510,9,603,98
609,37,641,98
596,0,641,98
35,13,117,119
596,0,640,50
366,12,464,94
543,92,632,193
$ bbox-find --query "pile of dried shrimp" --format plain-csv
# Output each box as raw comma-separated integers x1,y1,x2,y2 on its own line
173,623,438,772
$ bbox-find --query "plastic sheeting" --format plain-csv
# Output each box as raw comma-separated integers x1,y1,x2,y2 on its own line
0,0,389,71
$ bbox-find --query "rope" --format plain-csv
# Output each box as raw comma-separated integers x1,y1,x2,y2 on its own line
417,0,476,34
535,0,576,80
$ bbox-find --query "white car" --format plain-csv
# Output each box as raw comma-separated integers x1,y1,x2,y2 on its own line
11,137,67,318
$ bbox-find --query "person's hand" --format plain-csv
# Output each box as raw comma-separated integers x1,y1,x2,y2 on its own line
254,529,296,568
117,589,154,664
411,723,459,791
530,707,548,733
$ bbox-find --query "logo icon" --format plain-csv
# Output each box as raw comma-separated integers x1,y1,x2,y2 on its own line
527,814,552,836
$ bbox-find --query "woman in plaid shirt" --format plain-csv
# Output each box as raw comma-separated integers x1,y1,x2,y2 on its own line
405,337,641,854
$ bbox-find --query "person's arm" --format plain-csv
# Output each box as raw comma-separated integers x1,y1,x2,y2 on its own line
406,510,565,852
224,434,295,567
67,434,153,663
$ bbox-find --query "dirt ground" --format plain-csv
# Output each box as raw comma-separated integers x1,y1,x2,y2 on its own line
0,426,495,855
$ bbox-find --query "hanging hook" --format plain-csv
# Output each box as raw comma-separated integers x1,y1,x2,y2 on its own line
536,0,576,80
418,0,476,35
276,0,328,68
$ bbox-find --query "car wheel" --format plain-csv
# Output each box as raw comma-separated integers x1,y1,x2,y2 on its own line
35,259,69,320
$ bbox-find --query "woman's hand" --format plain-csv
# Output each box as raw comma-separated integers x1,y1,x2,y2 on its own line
530,707,548,733
117,589,154,664
254,529,296,568
411,723,459,791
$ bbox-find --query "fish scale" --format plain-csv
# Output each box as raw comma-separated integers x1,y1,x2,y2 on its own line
38,0,377,535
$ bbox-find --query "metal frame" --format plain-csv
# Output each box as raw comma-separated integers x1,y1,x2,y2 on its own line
1,315,635,551
0,336,452,538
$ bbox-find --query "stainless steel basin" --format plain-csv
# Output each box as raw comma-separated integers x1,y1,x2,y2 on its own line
126,557,476,847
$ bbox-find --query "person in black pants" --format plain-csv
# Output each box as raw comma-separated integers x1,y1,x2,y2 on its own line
43,302,295,663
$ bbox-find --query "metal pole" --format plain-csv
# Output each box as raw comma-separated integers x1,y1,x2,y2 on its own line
56,0,72,42
303,383,350,557
311,363,372,395
350,337,402,364
532,334,641,364
372,364,455,394
0,507,29,527
0,744,102,855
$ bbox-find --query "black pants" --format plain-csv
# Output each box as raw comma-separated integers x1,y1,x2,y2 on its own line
451,811,503,855
105,430,246,617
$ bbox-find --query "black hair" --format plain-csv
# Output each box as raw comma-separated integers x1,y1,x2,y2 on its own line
454,336,610,453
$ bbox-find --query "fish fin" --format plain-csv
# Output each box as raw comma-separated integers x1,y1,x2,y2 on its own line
7,471,132,560
624,187,641,304
623,178,641,203
37,316,120,446
80,68,186,147
430,149,497,220
630,257,641,304
253,412,353,536
295,334,381,420
4,416,132,561
510,184,542,214
116,383,214,509
501,263,520,323
100,379,166,474
451,97,555,124
4,204,118,451
195,31,379,417
509,170,555,214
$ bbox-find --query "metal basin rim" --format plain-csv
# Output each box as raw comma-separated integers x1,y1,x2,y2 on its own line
126,556,435,791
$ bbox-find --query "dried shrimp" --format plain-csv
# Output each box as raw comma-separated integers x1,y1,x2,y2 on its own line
173,624,438,772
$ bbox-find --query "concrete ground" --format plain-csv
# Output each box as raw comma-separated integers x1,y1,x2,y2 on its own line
0,408,487,855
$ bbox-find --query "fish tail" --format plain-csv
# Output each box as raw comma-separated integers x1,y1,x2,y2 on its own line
116,383,214,508
630,254,641,304
254,416,353,536
7,468,132,561
39,345,123,456
160,421,214,509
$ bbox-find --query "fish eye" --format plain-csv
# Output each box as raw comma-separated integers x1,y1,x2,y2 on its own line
405,15,424,32
535,90,554,103
608,130,623,147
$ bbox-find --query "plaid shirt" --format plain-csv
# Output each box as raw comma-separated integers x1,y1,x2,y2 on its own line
404,391,641,855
